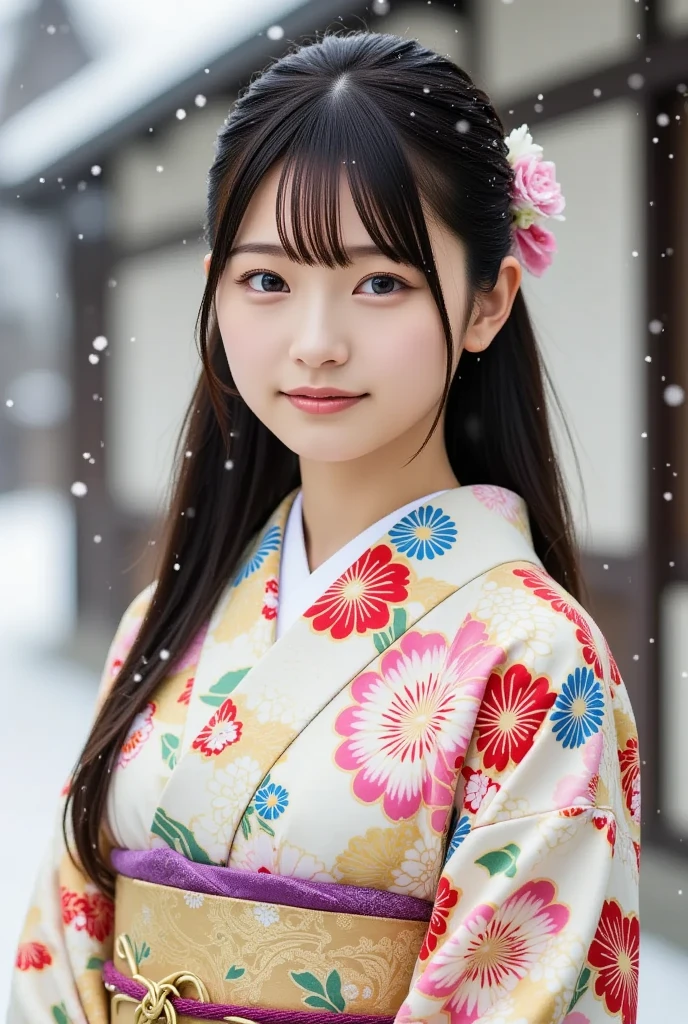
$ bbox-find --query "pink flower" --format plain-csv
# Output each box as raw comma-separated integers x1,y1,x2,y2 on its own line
416,880,569,1023
334,618,504,833
512,155,566,219
513,223,557,277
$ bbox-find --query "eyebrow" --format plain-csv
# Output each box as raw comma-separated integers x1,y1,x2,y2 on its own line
227,242,388,260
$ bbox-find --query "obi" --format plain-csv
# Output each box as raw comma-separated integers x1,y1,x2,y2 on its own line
103,848,432,1024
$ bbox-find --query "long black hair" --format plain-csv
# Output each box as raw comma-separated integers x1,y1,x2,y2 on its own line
67,29,585,895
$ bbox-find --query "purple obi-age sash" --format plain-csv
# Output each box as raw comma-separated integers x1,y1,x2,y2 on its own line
104,848,432,1023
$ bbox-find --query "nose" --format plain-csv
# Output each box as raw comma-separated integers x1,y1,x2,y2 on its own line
287,298,349,368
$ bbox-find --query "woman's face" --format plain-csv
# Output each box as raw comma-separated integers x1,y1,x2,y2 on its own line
207,161,515,465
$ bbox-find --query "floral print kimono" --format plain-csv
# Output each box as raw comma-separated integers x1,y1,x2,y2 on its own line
9,484,640,1024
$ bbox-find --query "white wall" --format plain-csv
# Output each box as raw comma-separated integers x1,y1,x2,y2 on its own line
660,584,688,835
106,241,205,516
110,100,232,249
477,0,640,100
519,101,646,555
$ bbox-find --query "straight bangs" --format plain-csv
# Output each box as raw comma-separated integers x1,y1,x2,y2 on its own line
272,90,438,279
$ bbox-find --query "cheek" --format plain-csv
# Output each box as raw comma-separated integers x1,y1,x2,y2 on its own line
369,318,448,408
217,310,275,394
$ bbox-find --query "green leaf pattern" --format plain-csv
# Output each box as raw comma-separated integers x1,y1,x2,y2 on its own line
567,966,592,1011
151,808,214,863
474,843,521,878
291,970,348,1013
373,607,408,655
200,668,251,707
161,733,180,771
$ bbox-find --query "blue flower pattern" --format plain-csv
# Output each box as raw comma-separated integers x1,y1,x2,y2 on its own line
550,666,605,749
255,781,289,820
233,525,281,586
444,815,471,863
389,505,458,561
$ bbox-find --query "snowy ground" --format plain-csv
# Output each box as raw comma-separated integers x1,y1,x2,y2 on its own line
1,489,687,1020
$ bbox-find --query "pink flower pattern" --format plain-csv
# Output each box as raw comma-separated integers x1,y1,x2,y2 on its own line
413,880,569,1023
334,617,504,833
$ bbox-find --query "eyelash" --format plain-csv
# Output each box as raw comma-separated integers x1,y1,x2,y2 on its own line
233,269,408,295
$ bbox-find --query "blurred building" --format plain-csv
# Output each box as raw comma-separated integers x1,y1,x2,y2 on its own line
0,0,686,948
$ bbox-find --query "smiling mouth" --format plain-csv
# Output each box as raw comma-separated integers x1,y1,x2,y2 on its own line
281,390,368,415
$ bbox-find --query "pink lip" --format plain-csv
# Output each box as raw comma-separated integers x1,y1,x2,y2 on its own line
284,394,366,415
283,387,364,398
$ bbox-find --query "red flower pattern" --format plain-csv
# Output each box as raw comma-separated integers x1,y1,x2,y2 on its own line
513,567,622,691
419,876,460,960
177,678,194,705
593,810,617,850
619,737,640,824
474,663,556,772
192,699,243,756
118,702,156,767
304,544,409,640
15,942,52,971
461,766,500,814
262,577,279,621
587,899,639,1024
60,887,114,943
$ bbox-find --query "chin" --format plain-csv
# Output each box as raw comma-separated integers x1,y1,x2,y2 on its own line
278,434,380,464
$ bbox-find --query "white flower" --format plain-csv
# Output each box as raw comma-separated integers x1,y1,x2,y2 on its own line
183,892,205,909
141,905,152,924
505,124,543,165
390,837,440,899
197,757,263,849
530,936,584,994
362,987,372,1000
342,985,359,1000
245,678,302,726
475,582,555,667
491,796,531,822
253,904,280,927
536,811,586,852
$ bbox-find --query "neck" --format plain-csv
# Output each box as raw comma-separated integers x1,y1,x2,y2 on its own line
299,420,459,571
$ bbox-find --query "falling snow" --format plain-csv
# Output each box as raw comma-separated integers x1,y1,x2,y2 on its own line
70,482,88,498
267,25,284,40
93,336,108,351
664,385,685,407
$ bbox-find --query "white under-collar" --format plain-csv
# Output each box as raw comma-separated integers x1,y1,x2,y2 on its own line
276,488,450,640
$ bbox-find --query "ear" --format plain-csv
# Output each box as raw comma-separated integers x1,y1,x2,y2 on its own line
462,256,522,354
203,252,212,279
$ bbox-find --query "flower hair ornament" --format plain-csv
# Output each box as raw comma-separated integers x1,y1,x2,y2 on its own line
505,123,566,277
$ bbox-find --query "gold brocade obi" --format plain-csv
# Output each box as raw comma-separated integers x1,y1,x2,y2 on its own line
105,870,430,1024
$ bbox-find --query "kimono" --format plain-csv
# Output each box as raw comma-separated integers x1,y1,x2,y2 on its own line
8,484,640,1024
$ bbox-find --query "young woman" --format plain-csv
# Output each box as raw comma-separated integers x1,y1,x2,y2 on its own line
10,29,640,1024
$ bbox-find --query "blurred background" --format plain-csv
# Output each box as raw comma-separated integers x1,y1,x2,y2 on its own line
0,0,686,1017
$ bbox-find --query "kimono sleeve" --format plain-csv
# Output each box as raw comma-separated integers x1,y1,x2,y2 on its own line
7,584,155,1024
398,581,640,1024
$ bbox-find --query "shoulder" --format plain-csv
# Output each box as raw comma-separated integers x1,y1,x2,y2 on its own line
461,559,639,836
98,581,157,698
470,559,619,694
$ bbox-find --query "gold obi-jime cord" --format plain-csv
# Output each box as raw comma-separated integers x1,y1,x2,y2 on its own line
108,934,257,1024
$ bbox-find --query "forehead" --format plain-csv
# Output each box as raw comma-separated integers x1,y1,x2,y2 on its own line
229,157,464,274
233,160,370,248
